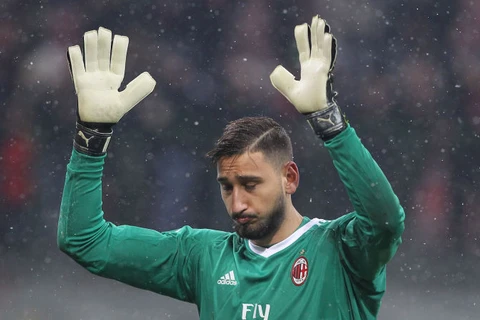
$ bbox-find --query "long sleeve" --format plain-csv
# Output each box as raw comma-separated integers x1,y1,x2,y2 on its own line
324,126,405,281
57,149,206,302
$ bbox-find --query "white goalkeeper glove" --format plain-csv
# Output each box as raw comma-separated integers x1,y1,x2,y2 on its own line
270,15,347,140
67,27,156,155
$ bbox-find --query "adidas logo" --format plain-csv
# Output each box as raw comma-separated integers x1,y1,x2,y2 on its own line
217,270,237,286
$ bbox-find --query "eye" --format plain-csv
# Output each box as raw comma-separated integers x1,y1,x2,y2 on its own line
221,184,233,192
244,183,257,191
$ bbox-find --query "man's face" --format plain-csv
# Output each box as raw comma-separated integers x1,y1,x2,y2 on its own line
217,152,286,240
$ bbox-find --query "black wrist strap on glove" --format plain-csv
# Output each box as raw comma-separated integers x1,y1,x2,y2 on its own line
306,102,347,141
306,74,348,141
73,122,113,156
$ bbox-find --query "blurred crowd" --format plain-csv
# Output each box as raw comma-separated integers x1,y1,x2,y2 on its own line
1,0,479,294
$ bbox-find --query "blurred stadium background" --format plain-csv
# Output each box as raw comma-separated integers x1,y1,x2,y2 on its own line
0,0,479,319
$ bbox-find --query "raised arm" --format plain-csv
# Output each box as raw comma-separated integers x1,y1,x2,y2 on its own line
270,16,405,281
57,28,200,301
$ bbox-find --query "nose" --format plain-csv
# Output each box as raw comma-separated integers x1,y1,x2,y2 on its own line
230,187,248,214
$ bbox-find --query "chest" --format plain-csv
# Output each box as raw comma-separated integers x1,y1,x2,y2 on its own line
198,235,352,319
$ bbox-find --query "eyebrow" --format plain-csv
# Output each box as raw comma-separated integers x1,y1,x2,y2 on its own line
217,175,264,184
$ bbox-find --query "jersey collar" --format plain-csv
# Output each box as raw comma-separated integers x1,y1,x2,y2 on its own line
247,218,323,258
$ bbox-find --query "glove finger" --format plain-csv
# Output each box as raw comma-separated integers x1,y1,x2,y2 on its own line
67,45,85,92
330,35,337,71
84,30,98,72
311,16,326,59
97,27,112,72
322,33,333,68
322,20,337,71
294,23,310,65
310,15,319,56
120,72,156,112
110,34,129,77
270,65,296,97
67,45,85,77
324,21,330,33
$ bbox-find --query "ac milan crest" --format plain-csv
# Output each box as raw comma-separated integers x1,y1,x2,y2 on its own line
291,256,308,286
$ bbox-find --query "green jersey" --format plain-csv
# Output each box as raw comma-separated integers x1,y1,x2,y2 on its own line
58,126,405,319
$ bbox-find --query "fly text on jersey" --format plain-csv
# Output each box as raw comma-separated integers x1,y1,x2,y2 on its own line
241,303,271,320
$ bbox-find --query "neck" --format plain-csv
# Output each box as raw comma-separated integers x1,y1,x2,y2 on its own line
251,203,303,247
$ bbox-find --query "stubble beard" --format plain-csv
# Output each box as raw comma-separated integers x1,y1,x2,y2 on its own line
233,193,286,241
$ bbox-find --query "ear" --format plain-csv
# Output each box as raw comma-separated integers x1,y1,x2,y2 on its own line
283,161,300,194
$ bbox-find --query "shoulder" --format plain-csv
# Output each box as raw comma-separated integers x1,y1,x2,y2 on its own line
169,226,237,246
309,213,357,234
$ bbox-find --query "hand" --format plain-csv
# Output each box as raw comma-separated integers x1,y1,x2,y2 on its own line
270,15,337,114
68,27,156,124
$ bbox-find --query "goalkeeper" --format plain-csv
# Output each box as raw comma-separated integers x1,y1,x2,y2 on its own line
58,16,405,319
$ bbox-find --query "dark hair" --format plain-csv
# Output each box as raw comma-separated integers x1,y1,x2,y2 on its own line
206,117,293,169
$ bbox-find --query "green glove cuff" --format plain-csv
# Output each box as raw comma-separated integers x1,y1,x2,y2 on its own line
73,122,113,156
306,102,347,141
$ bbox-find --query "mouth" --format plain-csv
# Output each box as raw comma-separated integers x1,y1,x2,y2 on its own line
234,215,256,225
